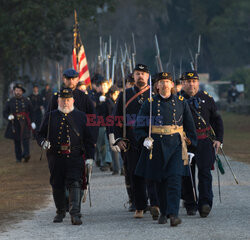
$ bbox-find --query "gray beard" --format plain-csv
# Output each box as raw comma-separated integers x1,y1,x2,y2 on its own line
58,106,74,114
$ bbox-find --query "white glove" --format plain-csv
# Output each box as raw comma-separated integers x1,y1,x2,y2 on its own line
143,137,154,150
31,122,36,130
99,95,106,102
188,152,195,164
41,140,51,150
109,133,121,152
8,114,14,120
86,159,93,166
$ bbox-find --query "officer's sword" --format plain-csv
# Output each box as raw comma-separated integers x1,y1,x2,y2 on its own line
148,75,154,159
82,160,93,207
220,145,239,184
188,153,197,203
215,149,222,203
121,62,126,140
88,164,93,207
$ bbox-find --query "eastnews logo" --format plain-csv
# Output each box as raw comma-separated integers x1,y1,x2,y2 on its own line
86,114,163,127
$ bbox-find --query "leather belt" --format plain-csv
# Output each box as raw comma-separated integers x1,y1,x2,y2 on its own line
196,126,211,140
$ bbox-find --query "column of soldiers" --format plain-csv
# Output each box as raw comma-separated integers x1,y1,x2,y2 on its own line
3,63,224,227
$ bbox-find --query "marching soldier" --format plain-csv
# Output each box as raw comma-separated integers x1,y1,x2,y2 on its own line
37,88,95,225
47,69,96,118
114,64,159,218
104,85,121,175
29,85,44,134
3,83,36,163
77,80,88,94
175,79,183,96
41,83,52,110
181,71,224,217
134,72,197,226
125,73,135,89
46,68,97,212
95,78,112,171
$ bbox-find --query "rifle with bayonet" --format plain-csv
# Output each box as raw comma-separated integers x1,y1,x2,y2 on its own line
194,35,201,71
155,34,163,72
131,33,136,69
188,35,201,71
166,49,172,72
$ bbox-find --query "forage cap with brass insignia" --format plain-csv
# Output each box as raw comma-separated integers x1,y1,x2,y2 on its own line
58,88,73,98
181,71,199,81
133,63,150,73
152,72,172,85
13,83,26,93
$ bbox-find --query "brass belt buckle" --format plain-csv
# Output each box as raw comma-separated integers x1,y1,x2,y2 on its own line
162,128,169,134
61,144,71,154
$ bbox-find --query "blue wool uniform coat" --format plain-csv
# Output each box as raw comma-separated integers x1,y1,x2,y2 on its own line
134,94,197,181
3,96,33,140
181,90,224,210
37,108,95,188
47,88,98,143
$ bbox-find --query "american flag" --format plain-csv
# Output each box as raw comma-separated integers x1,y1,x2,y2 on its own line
72,10,91,87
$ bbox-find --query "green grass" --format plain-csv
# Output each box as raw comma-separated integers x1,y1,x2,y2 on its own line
221,111,250,163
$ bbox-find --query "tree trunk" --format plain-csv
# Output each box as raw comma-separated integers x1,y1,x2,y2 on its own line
0,69,4,129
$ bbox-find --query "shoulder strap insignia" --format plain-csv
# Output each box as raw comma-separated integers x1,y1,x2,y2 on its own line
179,95,184,101
204,91,212,97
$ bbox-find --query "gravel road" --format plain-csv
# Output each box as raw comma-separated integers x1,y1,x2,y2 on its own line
1,159,249,240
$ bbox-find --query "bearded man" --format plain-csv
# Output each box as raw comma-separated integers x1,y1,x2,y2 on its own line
3,83,36,162
37,88,95,225
113,64,159,219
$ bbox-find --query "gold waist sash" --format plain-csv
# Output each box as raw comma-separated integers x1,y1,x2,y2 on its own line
151,125,188,165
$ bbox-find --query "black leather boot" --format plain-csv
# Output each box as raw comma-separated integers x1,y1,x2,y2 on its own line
169,215,182,227
158,214,168,224
69,182,82,225
199,204,211,218
52,188,66,223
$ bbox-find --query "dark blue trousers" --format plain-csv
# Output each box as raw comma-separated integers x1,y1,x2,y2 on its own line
122,147,148,210
182,138,215,211
146,180,159,207
14,138,30,162
156,175,182,216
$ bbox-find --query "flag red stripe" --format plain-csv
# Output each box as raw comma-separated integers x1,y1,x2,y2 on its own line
79,65,89,78
72,48,77,71
79,51,86,63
